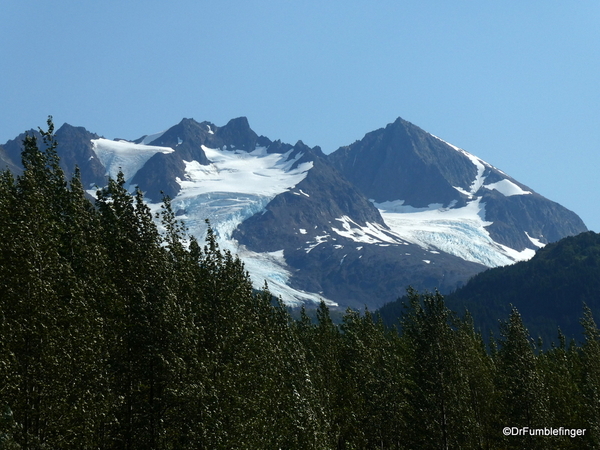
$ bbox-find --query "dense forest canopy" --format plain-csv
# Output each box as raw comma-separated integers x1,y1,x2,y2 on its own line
1,119,599,449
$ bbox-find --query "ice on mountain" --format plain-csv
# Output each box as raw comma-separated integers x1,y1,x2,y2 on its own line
375,197,535,267
331,216,404,245
305,234,330,253
525,232,546,248
234,247,337,307
145,143,326,305
92,138,174,182
484,179,532,196
443,146,488,197
463,151,486,195
172,146,312,245
180,146,312,197
431,133,530,199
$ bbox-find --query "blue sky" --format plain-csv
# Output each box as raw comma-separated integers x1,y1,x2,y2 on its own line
2,1,600,231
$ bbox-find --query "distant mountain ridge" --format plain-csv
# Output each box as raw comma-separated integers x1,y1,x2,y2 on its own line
0,116,587,309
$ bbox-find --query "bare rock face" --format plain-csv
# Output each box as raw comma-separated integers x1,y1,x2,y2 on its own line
328,117,586,252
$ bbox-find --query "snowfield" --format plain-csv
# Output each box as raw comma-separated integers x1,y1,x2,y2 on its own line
484,179,532,196
92,138,174,182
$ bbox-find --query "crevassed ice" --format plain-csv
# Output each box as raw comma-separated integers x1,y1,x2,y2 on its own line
374,198,537,267
161,145,335,305
173,146,312,241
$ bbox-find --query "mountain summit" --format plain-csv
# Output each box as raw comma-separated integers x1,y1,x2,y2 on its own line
328,117,585,252
0,116,587,308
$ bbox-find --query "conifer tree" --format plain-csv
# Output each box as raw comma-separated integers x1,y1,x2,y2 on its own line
400,289,478,449
537,329,582,449
455,311,497,449
0,118,109,447
579,305,600,448
496,307,549,450
340,308,406,449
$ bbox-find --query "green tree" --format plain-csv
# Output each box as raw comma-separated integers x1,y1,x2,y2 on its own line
95,175,193,448
455,312,497,449
0,118,109,448
340,308,407,449
579,305,600,448
400,289,479,449
495,307,549,449
537,329,582,449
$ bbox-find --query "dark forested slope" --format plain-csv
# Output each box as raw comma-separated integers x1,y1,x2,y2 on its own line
380,231,600,344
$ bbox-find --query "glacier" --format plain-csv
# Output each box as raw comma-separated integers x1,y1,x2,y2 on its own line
89,130,542,306
151,144,333,306
375,198,536,267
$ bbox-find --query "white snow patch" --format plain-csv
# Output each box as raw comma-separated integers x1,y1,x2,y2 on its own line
331,216,405,245
526,232,546,248
423,260,431,264
375,198,535,267
92,138,174,182
305,234,330,253
178,146,312,198
484,179,532,196
299,229,307,235
430,134,520,197
461,151,487,195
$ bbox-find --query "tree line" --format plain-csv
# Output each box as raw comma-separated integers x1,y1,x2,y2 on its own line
1,119,599,449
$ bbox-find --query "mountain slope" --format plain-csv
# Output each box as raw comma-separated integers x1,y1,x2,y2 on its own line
131,117,270,201
1,116,588,309
233,147,486,308
328,117,586,262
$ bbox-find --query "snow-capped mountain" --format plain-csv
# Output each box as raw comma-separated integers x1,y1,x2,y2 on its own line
0,117,587,309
